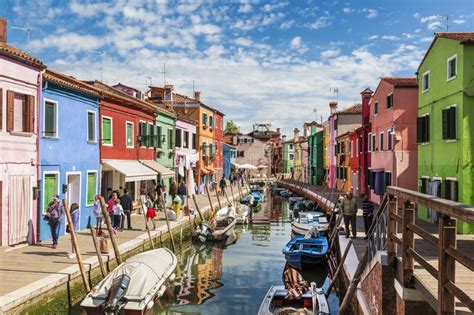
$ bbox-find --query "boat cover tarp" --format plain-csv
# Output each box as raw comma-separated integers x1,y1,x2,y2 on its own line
89,248,175,301
283,268,309,300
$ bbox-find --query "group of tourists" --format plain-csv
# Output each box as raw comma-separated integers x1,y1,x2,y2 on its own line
340,192,374,239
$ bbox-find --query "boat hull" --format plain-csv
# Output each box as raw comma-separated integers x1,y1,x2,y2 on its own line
282,236,329,270
283,252,327,270
212,217,237,241
291,221,329,236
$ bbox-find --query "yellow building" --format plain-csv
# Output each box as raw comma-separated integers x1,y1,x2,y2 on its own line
335,132,351,192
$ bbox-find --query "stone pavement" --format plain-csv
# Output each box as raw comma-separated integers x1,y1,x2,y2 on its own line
0,185,247,313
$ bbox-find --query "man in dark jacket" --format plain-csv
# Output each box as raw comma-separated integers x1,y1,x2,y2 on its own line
219,176,227,196
120,189,133,230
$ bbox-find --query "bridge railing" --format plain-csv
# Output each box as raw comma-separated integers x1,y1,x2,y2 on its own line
386,186,474,314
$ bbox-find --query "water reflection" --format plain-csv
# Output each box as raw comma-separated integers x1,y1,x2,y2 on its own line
157,194,338,315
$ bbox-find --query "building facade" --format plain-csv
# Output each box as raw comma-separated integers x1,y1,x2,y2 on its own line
308,123,324,186
323,121,330,185
281,139,294,175
39,70,100,241
335,132,351,192
175,115,199,185
417,33,474,233
214,110,225,181
223,143,236,179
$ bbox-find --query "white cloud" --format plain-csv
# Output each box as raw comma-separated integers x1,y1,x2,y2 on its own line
238,4,252,13
192,23,221,35
262,2,289,12
320,49,340,58
452,19,466,25
419,15,446,30
343,7,354,14
368,35,378,41
307,16,331,30
30,33,106,53
235,37,253,47
363,8,378,19
290,36,302,49
280,20,295,30
382,35,400,41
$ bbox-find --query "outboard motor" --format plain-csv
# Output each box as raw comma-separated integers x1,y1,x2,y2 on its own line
198,222,213,242
103,274,131,314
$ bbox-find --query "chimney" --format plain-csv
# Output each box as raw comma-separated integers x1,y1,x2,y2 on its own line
164,84,174,101
329,101,337,115
282,135,286,142
276,127,280,134
360,87,373,126
0,18,7,43
293,128,300,143
194,90,201,101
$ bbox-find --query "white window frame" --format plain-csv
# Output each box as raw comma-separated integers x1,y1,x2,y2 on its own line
125,121,134,148
422,70,430,93
43,98,59,138
419,113,430,145
101,115,113,146
380,131,384,151
447,54,457,81
372,134,376,151
86,110,97,143
86,170,98,206
42,171,60,214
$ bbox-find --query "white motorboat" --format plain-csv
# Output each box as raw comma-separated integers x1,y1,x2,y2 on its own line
291,212,330,236
236,204,251,224
81,248,177,315
212,206,237,241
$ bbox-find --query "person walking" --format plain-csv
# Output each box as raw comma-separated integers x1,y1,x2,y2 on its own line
120,189,133,230
93,194,103,235
169,181,177,204
219,176,227,196
145,193,157,229
45,194,64,249
341,192,358,239
177,181,187,210
360,193,374,239
112,199,124,231
67,203,80,258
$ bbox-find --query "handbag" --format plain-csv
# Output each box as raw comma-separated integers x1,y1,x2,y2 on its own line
66,224,71,233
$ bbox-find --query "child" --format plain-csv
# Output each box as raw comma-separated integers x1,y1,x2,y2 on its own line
93,195,103,235
145,193,156,229
112,199,124,231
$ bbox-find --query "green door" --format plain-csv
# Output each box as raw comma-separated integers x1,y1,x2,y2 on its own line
43,174,58,212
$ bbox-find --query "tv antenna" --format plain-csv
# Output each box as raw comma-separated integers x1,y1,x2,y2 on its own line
162,63,167,85
10,26,32,51
330,87,339,102
87,50,105,82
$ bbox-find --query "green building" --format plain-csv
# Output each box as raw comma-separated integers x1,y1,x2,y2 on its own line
156,110,177,191
417,32,474,234
308,125,324,186
281,139,294,174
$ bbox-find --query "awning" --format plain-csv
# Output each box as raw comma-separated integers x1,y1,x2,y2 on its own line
102,160,157,182
140,160,175,178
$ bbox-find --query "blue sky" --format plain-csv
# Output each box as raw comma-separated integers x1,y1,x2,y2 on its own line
1,0,473,136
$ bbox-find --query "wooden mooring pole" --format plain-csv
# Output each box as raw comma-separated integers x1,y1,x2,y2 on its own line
161,197,176,252
229,181,236,207
192,194,204,221
88,225,107,278
99,196,121,265
140,200,154,249
205,183,215,215
214,183,222,209
63,199,90,293
326,239,352,297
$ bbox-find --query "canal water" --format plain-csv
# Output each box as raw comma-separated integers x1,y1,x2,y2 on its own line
154,194,340,314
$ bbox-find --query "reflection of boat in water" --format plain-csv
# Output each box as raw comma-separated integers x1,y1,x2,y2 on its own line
81,248,177,315
236,204,251,224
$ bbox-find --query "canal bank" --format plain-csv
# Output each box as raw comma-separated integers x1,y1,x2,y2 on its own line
0,186,247,314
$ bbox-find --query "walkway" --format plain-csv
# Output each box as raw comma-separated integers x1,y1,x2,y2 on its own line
0,185,247,313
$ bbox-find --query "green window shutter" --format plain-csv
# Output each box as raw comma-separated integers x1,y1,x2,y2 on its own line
44,102,56,137
88,112,95,142
153,125,159,148
158,126,162,148
449,107,456,140
168,129,173,149
442,109,448,140
139,122,146,146
148,124,154,148
102,118,111,145
425,116,430,143
87,173,96,205
43,174,57,212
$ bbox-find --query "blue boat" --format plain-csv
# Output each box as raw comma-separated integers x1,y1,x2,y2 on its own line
241,191,264,205
282,236,329,270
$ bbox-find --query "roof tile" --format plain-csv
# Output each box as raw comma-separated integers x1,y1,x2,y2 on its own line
0,42,45,68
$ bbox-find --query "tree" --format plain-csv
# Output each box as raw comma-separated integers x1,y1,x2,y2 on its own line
225,120,240,134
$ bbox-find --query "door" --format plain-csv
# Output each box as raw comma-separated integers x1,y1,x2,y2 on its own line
67,174,81,230
8,176,32,245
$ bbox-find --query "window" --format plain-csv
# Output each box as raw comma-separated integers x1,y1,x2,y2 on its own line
417,115,430,143
289,153,294,159
101,116,112,145
422,71,430,93
139,121,148,147
125,122,134,148
86,171,97,206
237,150,244,157
444,179,458,202
420,177,430,194
157,126,162,148
447,55,457,80
380,132,384,151
183,131,189,148
202,142,207,156
289,144,293,150
387,129,393,150
152,125,159,148
43,173,59,213
442,106,456,140
334,118,338,130
192,133,196,149
368,134,371,152
175,128,182,147
87,111,96,142
386,93,393,109
168,129,173,149
384,172,392,189
372,134,376,151
202,113,208,126
6,91,35,133
43,100,58,137
209,143,214,157
359,136,362,153
209,116,214,128
374,101,378,115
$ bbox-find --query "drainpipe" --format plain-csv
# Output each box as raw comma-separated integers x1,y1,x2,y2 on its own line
35,70,44,244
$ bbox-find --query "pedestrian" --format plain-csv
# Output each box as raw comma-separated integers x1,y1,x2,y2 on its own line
107,191,117,219
177,181,187,209
290,167,295,179
169,181,177,203
93,194,103,235
360,193,374,239
162,183,167,205
120,188,133,230
219,176,227,196
145,193,157,229
341,192,358,239
67,203,80,258
112,199,124,231
44,194,64,249
173,195,182,218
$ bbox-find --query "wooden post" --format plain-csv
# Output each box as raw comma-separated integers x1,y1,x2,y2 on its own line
159,230,163,247
140,200,154,249
223,187,231,205
63,200,90,293
229,182,236,207
214,183,222,209
387,195,397,263
326,239,353,297
192,194,204,221
338,248,368,315
161,197,176,252
438,214,456,314
99,196,121,265
328,214,344,252
187,194,194,235
401,201,415,287
237,180,243,200
205,183,215,215
89,225,107,278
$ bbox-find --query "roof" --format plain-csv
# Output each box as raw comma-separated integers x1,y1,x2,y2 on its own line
418,32,474,72
223,143,237,149
336,131,350,140
44,69,100,97
336,103,362,115
176,113,197,125
173,93,199,104
382,77,417,88
0,42,45,68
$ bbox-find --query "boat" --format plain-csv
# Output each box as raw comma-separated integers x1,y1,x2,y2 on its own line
235,204,251,224
212,206,237,241
291,212,330,236
242,191,264,204
293,200,316,212
81,248,177,315
271,187,286,195
289,196,304,207
282,235,329,270
279,189,293,198
258,268,330,315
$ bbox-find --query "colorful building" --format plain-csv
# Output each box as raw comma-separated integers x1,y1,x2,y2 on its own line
335,132,351,192
0,20,45,246
213,108,225,181
281,138,294,175
39,70,100,241
308,122,324,186
223,143,236,179
175,115,198,187
368,77,418,204
417,32,474,233
292,128,307,182
248,124,281,175
322,121,330,185
357,88,374,196
349,128,361,196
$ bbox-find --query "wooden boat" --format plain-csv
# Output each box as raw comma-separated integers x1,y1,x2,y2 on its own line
258,282,330,315
282,236,328,270
235,204,251,224
291,212,330,236
279,189,293,197
242,191,264,204
212,206,237,241
81,248,177,315
289,196,304,207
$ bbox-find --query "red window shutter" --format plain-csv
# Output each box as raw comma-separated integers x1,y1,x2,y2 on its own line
6,90,14,132
27,95,35,132
0,88,3,130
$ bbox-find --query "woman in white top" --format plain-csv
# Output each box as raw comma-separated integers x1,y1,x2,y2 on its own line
112,199,124,231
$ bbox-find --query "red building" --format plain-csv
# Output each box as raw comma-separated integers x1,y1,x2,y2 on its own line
214,112,225,181
358,88,374,196
87,81,160,200
349,128,361,195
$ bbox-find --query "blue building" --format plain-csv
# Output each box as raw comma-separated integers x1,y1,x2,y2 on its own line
39,70,101,241
223,143,236,179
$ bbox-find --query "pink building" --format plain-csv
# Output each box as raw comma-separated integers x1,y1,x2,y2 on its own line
0,19,46,246
175,115,199,184
368,77,418,204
